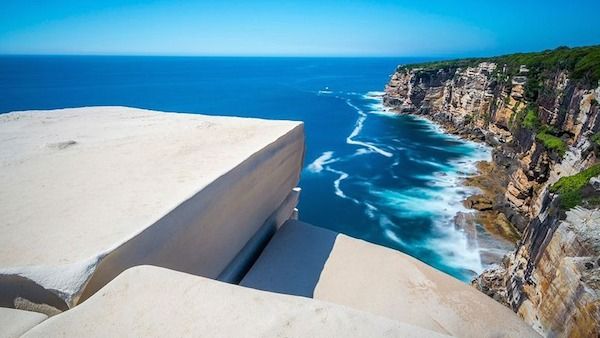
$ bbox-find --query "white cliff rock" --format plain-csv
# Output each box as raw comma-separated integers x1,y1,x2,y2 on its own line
0,107,304,312
241,220,539,337
22,265,449,338
0,308,47,338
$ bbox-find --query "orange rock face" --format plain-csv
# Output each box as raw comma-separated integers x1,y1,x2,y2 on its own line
384,59,600,337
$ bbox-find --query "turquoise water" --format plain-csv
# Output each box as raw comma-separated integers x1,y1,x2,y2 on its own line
0,56,505,281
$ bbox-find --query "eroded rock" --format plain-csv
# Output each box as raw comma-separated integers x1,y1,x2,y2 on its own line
0,107,305,313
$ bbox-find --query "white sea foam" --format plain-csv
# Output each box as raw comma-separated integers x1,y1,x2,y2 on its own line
364,91,386,98
364,202,378,219
384,229,408,246
306,149,360,203
369,131,493,275
411,158,452,170
367,109,398,118
425,220,483,274
377,214,408,246
425,145,450,151
344,99,393,158
318,90,496,276
388,158,401,179
373,185,466,219
371,176,485,274
307,151,336,173
364,96,398,118
325,167,359,204
354,148,371,156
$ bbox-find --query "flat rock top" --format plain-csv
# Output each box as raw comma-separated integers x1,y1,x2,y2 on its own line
23,266,448,338
316,234,541,337
242,220,540,337
0,107,302,267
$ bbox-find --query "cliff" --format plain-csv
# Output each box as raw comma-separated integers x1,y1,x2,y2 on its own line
383,45,600,337
2,107,538,337
0,107,304,313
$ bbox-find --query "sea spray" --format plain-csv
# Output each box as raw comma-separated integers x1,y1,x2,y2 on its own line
307,151,336,173
307,90,502,280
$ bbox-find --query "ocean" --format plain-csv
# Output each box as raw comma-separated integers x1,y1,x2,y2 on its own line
0,56,510,281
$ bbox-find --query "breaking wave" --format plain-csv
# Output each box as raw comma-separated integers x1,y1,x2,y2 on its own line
307,151,336,173
305,89,505,281
343,99,393,158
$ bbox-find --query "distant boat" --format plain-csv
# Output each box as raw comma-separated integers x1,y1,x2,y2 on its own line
318,86,333,95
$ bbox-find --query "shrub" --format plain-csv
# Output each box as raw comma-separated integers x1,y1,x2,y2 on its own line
522,109,540,130
536,131,566,156
550,164,600,209
591,132,600,146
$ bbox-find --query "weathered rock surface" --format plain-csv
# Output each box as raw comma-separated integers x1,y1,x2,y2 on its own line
23,266,449,338
0,107,304,313
242,220,539,337
384,48,600,337
0,308,47,338
477,205,600,337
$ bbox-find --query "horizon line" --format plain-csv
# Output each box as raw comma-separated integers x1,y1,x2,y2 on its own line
0,53,446,59
2,43,597,60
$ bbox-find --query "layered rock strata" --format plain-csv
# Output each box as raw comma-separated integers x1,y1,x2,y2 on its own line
383,46,600,337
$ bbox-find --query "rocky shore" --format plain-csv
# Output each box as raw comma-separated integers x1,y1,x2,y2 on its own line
407,113,522,244
383,45,600,337
464,160,521,242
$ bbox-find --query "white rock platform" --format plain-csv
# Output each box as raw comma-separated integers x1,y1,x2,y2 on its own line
22,266,449,337
0,107,304,312
242,220,541,337
0,308,47,338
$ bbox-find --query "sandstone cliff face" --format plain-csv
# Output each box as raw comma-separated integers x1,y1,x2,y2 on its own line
384,50,600,337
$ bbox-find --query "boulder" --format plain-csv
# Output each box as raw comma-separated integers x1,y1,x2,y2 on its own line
0,107,304,312
22,266,447,338
242,220,540,337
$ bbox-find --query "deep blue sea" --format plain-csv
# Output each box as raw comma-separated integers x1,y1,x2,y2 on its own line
0,56,511,281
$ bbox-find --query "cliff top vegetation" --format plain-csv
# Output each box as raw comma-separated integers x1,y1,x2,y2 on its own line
401,45,600,85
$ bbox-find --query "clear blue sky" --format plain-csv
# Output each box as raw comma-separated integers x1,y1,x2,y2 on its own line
1,0,599,57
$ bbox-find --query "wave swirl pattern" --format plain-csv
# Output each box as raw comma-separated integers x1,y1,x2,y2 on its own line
303,91,511,281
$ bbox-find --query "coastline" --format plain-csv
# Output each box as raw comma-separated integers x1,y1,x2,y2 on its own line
384,106,521,247
380,46,600,336
433,116,522,243
312,91,499,279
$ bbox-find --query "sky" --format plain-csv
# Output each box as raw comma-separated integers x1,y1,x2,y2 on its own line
0,0,599,57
